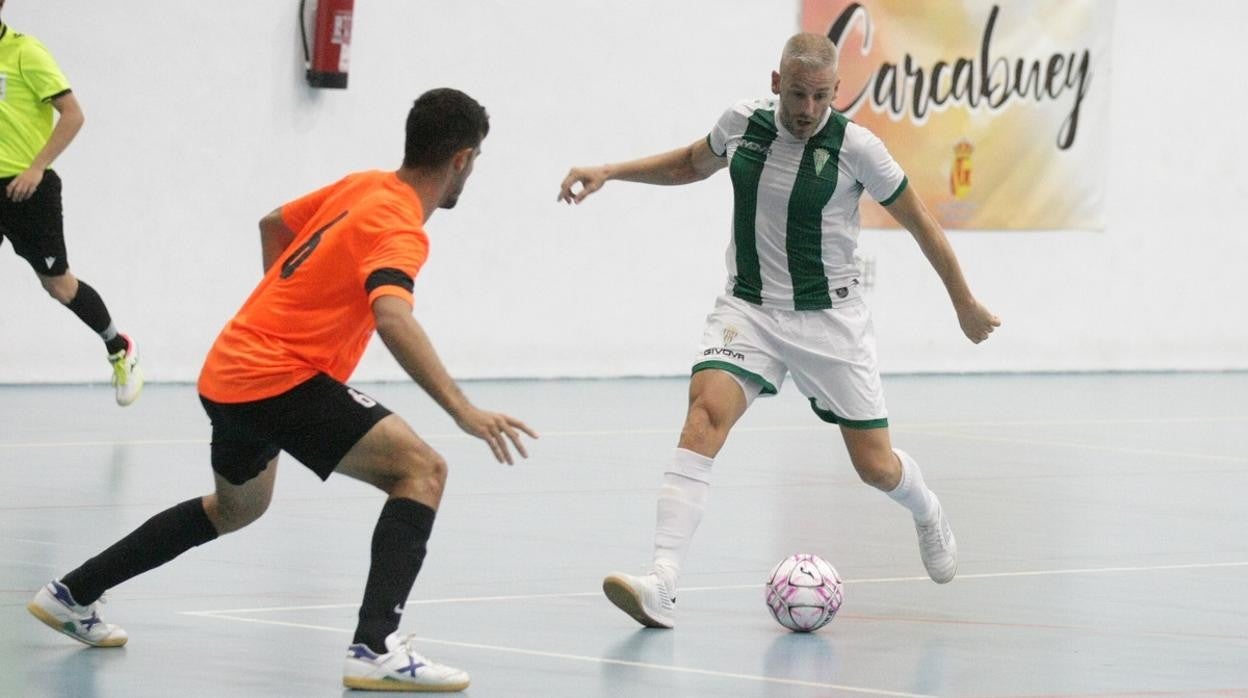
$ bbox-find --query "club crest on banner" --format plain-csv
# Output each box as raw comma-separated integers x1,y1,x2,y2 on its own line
950,139,973,199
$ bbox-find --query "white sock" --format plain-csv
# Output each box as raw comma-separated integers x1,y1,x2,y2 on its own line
886,448,939,523
652,448,713,586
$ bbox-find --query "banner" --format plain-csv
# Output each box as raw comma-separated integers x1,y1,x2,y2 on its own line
801,1,1114,230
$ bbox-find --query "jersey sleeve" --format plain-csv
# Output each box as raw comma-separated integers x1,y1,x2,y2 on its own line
21,38,71,101
708,103,749,158
358,207,429,306
280,179,343,234
847,123,908,205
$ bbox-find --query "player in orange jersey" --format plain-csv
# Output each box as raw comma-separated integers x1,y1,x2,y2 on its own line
27,88,535,693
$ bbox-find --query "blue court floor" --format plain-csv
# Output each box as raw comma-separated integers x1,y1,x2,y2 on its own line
2,372,1247,697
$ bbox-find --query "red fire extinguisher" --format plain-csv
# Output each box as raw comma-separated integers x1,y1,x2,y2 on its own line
300,0,354,89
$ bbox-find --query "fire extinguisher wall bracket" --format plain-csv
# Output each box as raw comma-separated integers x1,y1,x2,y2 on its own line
307,70,348,90
301,0,354,89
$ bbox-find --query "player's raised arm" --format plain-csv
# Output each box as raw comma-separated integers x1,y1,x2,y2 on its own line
883,185,1001,344
371,295,537,464
557,137,726,204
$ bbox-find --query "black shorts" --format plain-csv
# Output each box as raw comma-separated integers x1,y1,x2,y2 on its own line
199,373,392,486
0,169,69,276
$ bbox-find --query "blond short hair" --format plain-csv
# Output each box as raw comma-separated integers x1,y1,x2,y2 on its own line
780,32,838,73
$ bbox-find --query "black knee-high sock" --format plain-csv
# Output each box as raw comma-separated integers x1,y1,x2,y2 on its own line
60,498,219,605
64,280,125,354
353,498,437,653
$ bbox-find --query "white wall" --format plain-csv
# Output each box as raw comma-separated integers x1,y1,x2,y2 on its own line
1,1,1245,384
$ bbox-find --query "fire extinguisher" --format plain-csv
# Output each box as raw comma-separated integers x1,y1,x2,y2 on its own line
300,0,354,89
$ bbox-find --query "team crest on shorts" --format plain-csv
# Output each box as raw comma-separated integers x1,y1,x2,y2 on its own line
722,326,739,346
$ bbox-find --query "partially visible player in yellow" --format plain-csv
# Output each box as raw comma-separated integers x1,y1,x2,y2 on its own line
0,0,141,403
27,88,535,693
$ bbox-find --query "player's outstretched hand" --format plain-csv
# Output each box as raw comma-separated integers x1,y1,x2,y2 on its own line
455,406,538,465
956,299,1001,344
557,165,608,204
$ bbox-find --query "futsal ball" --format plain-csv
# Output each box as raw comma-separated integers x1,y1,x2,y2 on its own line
764,553,843,632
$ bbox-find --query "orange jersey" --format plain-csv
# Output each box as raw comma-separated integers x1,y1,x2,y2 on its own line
198,170,428,402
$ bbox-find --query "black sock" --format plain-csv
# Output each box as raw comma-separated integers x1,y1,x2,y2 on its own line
103,334,127,356
61,498,219,605
353,498,436,653
64,280,125,354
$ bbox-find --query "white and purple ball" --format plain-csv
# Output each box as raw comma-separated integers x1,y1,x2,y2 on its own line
764,553,843,632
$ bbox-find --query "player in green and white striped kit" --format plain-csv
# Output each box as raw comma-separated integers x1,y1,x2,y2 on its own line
558,32,1000,629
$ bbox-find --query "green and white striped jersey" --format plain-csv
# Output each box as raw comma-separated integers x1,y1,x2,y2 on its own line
709,97,908,310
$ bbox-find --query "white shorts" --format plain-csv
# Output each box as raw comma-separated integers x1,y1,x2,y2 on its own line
691,293,888,429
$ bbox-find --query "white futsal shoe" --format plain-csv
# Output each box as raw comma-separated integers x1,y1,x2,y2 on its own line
27,580,128,647
915,496,958,583
343,632,470,692
602,571,676,628
108,334,143,406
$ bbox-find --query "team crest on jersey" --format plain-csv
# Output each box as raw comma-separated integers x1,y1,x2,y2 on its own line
0,73,7,101
813,148,831,176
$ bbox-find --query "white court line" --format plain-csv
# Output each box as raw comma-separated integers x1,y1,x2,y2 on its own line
0,437,211,449
3,413,1247,449
0,557,57,569
898,415,1248,428
181,613,934,698
900,428,1248,464
180,560,1248,616
177,560,1248,696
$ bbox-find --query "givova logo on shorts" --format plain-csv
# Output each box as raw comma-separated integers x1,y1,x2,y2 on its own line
703,347,745,360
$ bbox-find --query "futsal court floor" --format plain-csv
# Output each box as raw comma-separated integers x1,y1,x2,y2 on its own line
2,372,1246,698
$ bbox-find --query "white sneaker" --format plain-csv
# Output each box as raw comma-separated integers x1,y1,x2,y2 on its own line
108,334,143,406
602,571,676,628
343,633,469,692
915,497,958,583
27,580,128,647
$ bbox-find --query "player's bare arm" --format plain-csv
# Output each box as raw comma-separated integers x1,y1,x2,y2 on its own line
372,295,537,464
258,208,296,272
884,186,1001,344
557,137,726,204
5,92,84,203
